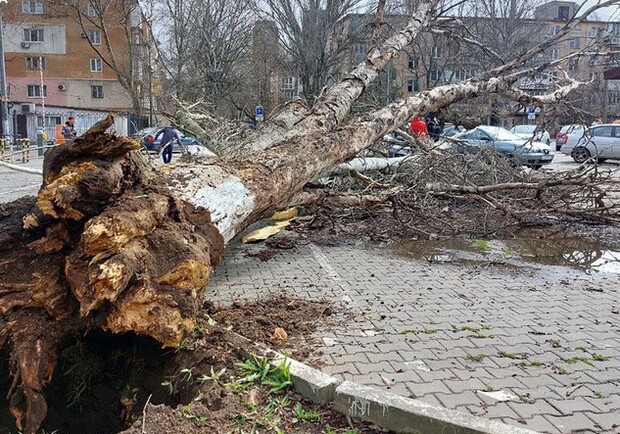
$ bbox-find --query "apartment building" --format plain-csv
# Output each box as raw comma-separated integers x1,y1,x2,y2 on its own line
0,0,153,140
339,1,620,125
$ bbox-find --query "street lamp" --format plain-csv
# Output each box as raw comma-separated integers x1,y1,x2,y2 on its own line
0,1,11,140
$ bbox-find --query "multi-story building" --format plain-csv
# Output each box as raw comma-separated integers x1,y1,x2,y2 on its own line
337,1,620,126
0,0,154,141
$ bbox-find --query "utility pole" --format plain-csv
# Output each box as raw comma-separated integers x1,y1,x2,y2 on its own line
0,13,11,140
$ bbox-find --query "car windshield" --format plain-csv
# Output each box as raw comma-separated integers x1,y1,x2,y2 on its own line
512,125,536,134
479,126,521,141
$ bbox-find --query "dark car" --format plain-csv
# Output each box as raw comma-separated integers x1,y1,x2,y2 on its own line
453,125,554,169
135,127,201,152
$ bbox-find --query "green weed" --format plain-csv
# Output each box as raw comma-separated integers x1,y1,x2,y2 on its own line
466,354,485,362
198,366,227,384
592,353,609,362
593,390,604,398
237,354,293,395
293,402,320,422
564,357,594,367
497,350,517,359
472,239,492,252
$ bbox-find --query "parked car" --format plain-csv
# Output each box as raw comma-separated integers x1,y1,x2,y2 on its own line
453,125,554,169
134,127,215,158
442,124,465,137
510,124,550,145
555,124,586,151
560,124,620,163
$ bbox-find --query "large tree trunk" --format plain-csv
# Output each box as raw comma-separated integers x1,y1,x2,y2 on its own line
0,0,600,430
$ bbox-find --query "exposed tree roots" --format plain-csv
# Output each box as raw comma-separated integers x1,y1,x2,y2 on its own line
0,115,224,433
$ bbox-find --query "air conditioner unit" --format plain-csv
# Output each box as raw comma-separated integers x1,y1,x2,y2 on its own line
80,32,88,38
612,36,620,45
58,84,67,91
21,103,36,113
21,42,31,49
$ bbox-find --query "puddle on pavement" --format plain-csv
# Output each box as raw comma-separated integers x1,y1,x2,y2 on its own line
392,237,620,274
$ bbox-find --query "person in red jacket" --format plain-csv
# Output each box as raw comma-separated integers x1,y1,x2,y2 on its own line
410,117,428,138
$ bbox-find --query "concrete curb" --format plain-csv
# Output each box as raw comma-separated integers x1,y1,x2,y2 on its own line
216,326,539,434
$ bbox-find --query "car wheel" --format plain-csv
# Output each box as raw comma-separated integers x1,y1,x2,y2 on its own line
597,158,607,163
531,164,542,170
571,147,591,164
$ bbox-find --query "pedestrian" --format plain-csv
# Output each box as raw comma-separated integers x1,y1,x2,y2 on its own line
61,116,77,142
425,112,441,140
410,117,428,138
591,117,603,126
153,124,179,164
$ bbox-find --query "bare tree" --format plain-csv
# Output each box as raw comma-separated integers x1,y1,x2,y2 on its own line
252,0,366,100
2,2,620,433
156,0,255,115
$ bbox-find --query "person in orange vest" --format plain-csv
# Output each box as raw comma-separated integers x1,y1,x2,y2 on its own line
410,117,428,138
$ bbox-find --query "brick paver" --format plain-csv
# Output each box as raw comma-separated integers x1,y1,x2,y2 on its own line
209,236,620,433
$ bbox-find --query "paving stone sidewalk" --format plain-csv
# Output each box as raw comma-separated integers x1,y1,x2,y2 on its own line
208,236,620,434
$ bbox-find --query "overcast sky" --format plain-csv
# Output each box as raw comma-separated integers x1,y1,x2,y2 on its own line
581,1,620,20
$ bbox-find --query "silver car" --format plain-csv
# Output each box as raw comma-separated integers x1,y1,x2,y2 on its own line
454,126,554,169
555,124,586,151
560,124,620,163
510,124,550,145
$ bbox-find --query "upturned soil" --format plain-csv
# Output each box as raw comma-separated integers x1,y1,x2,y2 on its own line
1,296,380,434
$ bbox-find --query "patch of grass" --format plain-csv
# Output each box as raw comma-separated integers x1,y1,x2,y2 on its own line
593,390,604,398
469,332,489,339
501,247,516,256
484,384,495,392
529,360,545,367
466,354,486,362
423,328,437,334
592,353,610,362
237,354,293,395
497,350,517,359
198,366,227,384
576,346,588,352
517,361,529,367
234,415,248,426
400,328,418,335
461,325,479,332
180,367,195,383
472,239,492,253
564,357,594,367
546,339,561,348
451,324,458,331
180,405,207,424
293,402,320,422
518,394,534,404
552,366,569,375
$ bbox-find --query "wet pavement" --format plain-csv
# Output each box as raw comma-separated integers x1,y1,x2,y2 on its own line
210,235,620,433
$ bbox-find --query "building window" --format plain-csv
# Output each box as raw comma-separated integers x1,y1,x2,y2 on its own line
568,58,578,71
408,56,418,70
551,48,560,60
407,79,419,92
551,25,561,36
569,38,580,49
454,69,472,81
23,28,44,42
91,85,104,98
351,44,367,64
26,57,46,70
429,70,442,81
87,30,101,44
22,0,43,14
90,58,103,72
280,76,295,90
589,27,600,38
27,84,47,97
87,2,99,17
432,46,442,59
558,6,570,20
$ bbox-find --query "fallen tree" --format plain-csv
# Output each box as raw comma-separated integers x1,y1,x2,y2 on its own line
1,1,619,432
